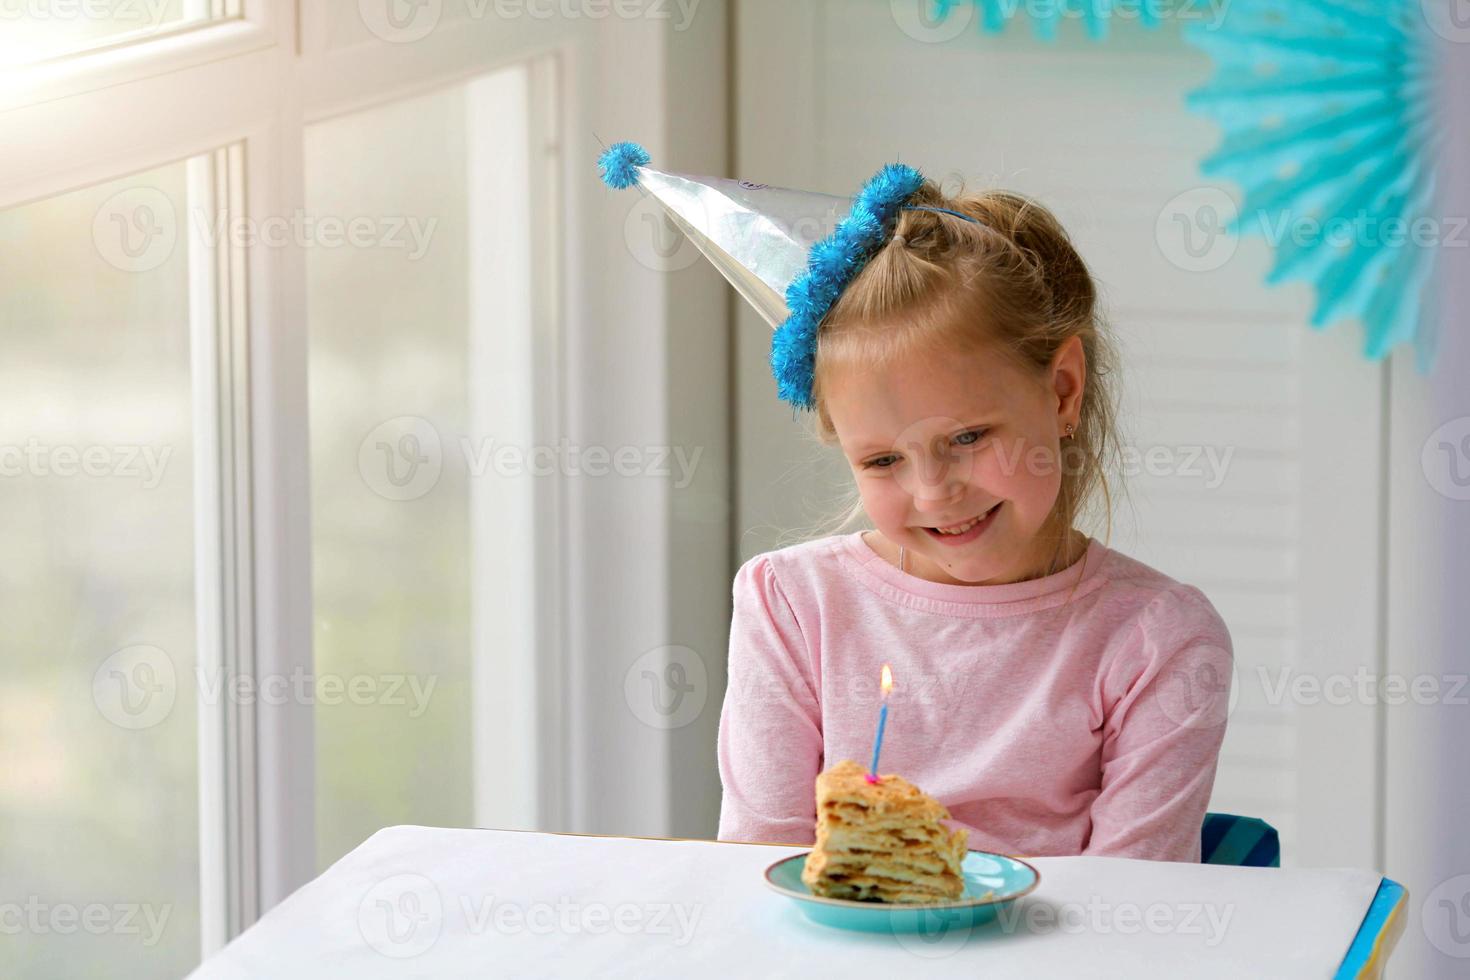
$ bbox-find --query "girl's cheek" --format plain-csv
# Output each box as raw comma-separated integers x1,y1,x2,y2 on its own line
977,434,1052,488
973,454,1013,491
858,478,896,517
878,484,915,528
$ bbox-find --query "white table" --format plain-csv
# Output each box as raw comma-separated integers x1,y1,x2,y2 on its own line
189,825,1398,978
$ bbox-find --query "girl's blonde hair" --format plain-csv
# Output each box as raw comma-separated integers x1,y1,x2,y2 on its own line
788,179,1126,579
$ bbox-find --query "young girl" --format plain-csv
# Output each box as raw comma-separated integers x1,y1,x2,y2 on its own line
713,182,1234,863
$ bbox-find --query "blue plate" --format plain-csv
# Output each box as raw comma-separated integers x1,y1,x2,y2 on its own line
763,850,1040,933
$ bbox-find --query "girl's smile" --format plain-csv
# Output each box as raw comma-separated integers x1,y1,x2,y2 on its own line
918,501,1001,543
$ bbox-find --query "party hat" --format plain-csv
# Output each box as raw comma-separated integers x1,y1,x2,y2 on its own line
597,141,927,409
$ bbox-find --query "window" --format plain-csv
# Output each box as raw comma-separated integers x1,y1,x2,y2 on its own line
307,64,551,868
1,4,582,974
0,160,204,979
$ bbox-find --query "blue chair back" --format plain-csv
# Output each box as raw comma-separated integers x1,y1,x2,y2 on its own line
1201,812,1280,867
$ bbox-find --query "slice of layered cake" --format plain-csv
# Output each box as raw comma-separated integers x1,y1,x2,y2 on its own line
801,759,969,903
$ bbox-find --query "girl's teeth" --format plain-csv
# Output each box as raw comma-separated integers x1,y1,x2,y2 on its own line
933,505,995,535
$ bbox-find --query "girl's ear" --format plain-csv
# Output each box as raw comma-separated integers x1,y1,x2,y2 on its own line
1049,335,1087,427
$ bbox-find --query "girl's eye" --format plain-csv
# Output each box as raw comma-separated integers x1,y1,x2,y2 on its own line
955,428,987,446
863,455,900,470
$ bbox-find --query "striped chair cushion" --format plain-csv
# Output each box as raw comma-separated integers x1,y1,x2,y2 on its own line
1202,812,1281,867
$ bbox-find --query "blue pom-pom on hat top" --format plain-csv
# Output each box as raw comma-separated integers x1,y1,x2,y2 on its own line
771,162,926,410
598,141,651,190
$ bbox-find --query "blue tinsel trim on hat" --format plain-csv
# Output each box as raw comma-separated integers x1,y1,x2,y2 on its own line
771,162,925,410
597,141,651,190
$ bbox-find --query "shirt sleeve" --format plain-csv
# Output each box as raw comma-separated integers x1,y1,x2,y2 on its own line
1086,585,1234,862
716,555,823,845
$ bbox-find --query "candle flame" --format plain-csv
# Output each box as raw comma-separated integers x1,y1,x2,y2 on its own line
880,663,893,696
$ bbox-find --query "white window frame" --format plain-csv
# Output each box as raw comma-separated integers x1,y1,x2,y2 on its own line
1,1,731,963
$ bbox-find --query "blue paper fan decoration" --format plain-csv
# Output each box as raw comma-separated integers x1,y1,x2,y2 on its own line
1183,0,1440,368
930,0,1164,41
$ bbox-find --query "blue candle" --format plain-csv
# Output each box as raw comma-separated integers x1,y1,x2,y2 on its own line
867,664,894,783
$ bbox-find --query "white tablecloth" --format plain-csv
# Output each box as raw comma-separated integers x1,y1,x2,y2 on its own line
189,825,1383,979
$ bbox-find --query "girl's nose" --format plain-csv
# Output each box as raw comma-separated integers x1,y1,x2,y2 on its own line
909,456,965,507
913,482,965,509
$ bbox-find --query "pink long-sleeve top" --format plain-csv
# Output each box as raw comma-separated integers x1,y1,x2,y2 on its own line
715,531,1233,862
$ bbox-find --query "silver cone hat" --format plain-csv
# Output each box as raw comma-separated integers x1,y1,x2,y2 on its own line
614,163,849,328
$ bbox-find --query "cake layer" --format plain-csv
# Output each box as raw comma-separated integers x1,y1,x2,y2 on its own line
817,871,980,905
810,847,954,878
805,852,964,887
817,822,964,852
822,882,993,905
